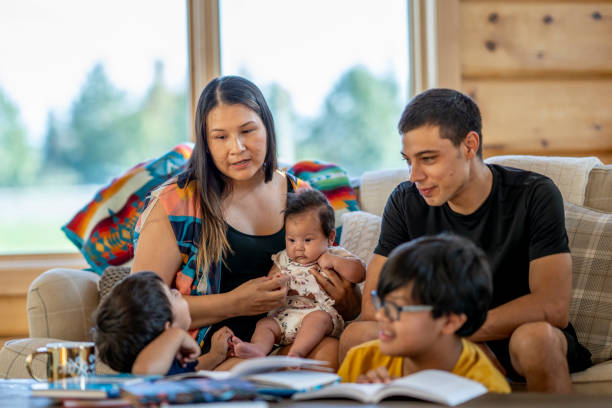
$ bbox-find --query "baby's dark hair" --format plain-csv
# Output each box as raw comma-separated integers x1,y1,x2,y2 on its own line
285,189,334,237
93,271,172,373
377,234,492,336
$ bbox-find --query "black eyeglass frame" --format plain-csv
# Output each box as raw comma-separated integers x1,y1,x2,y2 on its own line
371,290,433,321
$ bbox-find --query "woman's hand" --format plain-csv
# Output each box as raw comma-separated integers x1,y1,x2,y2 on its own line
356,366,394,384
310,267,361,321
229,275,289,316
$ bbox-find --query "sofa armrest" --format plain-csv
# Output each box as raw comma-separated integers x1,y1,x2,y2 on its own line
27,268,100,341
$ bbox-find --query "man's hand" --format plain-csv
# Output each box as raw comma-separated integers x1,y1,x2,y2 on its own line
310,267,361,321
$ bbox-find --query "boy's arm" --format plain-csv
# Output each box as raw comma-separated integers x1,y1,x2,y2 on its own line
317,251,365,284
132,328,200,375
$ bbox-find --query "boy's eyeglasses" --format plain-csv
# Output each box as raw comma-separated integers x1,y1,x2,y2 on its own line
371,290,433,321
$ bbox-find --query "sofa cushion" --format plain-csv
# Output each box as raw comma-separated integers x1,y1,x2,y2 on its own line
27,269,100,340
566,202,612,364
584,165,612,213
572,359,612,383
359,168,410,217
62,143,193,274
0,338,116,379
339,211,382,267
485,155,602,206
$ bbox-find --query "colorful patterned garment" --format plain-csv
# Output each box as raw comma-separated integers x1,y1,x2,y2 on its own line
134,171,310,347
288,160,360,242
62,143,193,274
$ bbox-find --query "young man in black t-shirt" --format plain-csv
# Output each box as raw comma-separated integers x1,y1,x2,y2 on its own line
339,89,591,392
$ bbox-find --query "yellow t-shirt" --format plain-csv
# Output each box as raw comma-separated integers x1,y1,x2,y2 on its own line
337,338,510,393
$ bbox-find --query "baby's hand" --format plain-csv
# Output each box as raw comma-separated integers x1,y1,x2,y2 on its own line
317,251,336,272
210,326,234,358
356,366,393,384
274,272,289,287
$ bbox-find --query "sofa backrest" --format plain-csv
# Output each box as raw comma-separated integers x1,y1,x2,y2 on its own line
357,156,612,215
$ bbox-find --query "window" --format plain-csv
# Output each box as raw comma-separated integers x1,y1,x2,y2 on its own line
0,1,188,253
219,0,410,176
1,0,413,255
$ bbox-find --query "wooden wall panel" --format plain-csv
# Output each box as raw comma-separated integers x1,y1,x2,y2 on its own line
464,79,612,157
461,2,612,77
0,296,28,337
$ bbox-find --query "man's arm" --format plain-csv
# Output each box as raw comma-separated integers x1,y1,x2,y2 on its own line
469,252,572,342
317,251,366,284
360,254,388,321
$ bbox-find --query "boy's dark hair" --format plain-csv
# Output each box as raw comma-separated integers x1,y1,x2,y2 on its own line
285,189,335,237
93,271,172,373
397,88,483,158
377,234,492,336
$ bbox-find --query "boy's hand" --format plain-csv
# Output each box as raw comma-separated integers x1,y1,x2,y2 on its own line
210,326,234,359
176,330,201,366
356,366,394,384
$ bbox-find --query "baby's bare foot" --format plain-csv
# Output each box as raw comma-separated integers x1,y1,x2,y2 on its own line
233,341,267,359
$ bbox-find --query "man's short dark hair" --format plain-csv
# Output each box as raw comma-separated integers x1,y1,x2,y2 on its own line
397,88,483,158
285,189,335,237
377,233,492,336
93,271,172,373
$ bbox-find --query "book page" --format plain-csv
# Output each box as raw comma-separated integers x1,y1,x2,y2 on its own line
246,371,340,390
185,356,328,381
387,370,487,406
292,382,386,402
230,356,327,377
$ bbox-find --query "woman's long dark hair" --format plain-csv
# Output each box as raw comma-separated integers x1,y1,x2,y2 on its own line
185,76,278,277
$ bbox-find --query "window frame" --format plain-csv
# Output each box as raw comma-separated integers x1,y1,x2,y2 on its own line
0,0,459,291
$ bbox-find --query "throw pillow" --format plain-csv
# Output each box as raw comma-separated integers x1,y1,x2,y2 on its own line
339,211,382,268
565,202,612,364
62,143,193,274
288,160,359,243
98,266,131,301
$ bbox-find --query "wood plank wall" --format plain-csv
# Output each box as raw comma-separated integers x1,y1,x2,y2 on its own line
457,0,612,163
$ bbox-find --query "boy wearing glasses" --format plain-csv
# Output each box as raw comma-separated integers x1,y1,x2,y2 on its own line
337,234,510,393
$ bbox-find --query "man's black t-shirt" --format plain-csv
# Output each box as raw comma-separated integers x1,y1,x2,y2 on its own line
375,164,569,309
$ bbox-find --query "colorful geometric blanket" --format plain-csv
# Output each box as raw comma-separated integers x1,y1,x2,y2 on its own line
288,160,359,243
62,143,193,274
62,150,358,274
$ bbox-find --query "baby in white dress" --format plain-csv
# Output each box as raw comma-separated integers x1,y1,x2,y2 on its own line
232,189,365,358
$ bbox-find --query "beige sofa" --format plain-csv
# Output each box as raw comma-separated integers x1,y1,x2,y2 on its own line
1,155,610,394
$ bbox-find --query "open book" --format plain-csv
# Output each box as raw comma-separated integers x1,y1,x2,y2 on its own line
171,356,339,393
292,369,487,406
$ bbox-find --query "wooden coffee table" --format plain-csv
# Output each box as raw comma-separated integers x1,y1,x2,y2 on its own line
2,379,612,408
